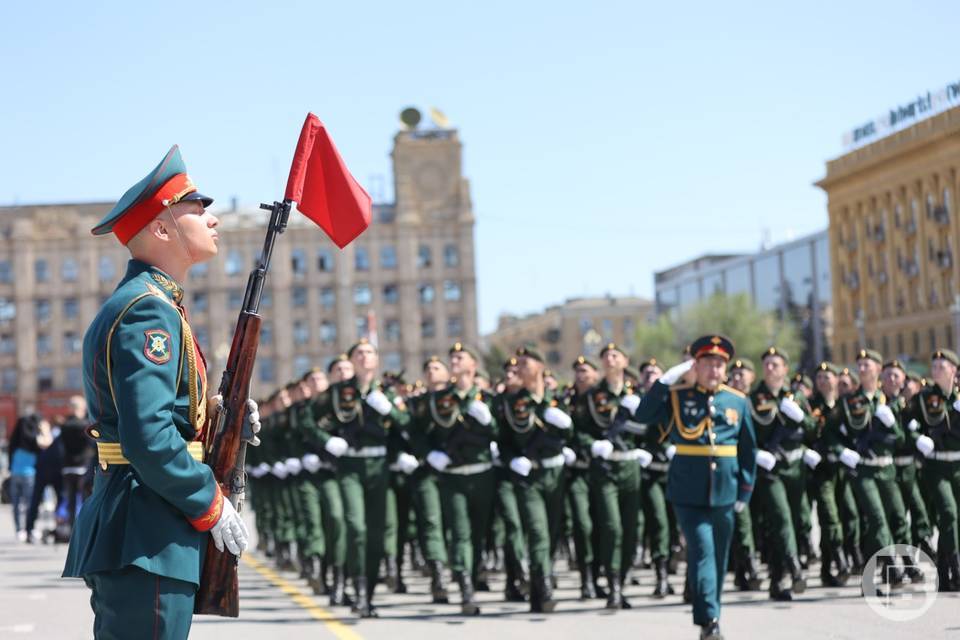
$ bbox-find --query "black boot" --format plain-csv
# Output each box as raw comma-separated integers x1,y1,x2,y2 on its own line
396,559,408,594
429,560,450,604
769,561,792,601
277,542,296,572
683,573,692,604
298,549,310,579
330,566,348,606
352,576,374,618
947,553,960,592
880,556,904,588
385,556,399,592
593,563,608,599
457,572,480,616
653,557,672,598
668,543,682,575
619,575,632,609
579,563,597,600
744,552,762,591
903,553,924,583
306,555,325,595
538,572,557,613
786,555,806,595
833,547,850,586
605,571,622,610
845,542,864,574
699,618,723,640
503,557,526,602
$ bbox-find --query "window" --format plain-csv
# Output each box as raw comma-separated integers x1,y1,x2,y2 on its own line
0,334,13,355
37,367,53,392
35,259,49,283
0,298,15,321
383,284,399,304
225,249,243,276
98,256,115,282
548,350,561,365
64,298,79,319
447,316,462,337
355,247,370,271
602,319,614,342
228,289,243,309
0,260,11,283
380,245,397,269
61,258,79,282
320,320,337,344
294,320,309,345
320,287,335,309
418,245,432,268
444,244,459,268
192,291,208,312
290,286,308,307
294,355,311,378
419,284,435,303
193,326,208,350
354,284,372,305
317,249,334,272
190,262,208,279
35,299,51,322
63,331,81,354
259,358,275,383
356,315,369,338
260,321,273,345
2,369,15,392
66,366,82,390
385,319,401,342
291,248,307,277
383,352,402,371
443,280,461,301
421,318,436,338
37,333,51,356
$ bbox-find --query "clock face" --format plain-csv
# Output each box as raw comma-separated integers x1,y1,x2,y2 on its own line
416,162,447,199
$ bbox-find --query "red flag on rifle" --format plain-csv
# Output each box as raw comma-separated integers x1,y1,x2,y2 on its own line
285,113,371,248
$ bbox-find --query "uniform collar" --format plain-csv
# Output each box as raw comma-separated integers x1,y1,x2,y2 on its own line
123,259,184,305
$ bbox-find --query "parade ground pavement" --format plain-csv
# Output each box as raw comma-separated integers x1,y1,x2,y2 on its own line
2,503,958,639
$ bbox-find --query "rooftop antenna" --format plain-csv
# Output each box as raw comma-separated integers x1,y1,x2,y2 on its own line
429,107,450,129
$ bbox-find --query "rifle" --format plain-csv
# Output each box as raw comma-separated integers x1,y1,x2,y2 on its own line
194,199,291,617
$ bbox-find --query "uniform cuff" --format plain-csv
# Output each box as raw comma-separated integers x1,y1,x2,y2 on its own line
737,485,753,504
188,483,224,532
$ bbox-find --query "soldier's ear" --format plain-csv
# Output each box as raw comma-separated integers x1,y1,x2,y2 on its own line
146,218,171,242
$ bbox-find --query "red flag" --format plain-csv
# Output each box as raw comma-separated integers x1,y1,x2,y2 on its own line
285,113,371,248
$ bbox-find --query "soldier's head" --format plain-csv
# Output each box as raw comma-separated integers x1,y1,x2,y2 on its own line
814,362,840,398
690,335,734,392
930,349,959,390
475,370,491,391
855,349,883,388
904,372,923,402
515,345,545,388
502,357,521,392
303,368,329,394
838,368,859,395
349,339,379,375
728,358,755,393
68,395,87,419
760,347,789,389
449,343,480,379
277,387,292,409
880,360,906,397
544,370,559,391
572,356,599,390
423,356,450,389
327,354,354,384
600,343,628,374
639,358,663,392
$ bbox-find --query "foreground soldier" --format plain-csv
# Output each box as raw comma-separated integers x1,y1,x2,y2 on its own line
626,335,756,640
63,147,259,639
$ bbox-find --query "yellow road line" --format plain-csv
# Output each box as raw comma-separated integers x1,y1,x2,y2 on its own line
241,554,364,640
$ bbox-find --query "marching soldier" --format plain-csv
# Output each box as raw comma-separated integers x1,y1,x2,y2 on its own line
625,335,756,640
287,379,326,587
62,146,259,638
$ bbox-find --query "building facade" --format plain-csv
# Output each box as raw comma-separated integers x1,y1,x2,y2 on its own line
817,104,960,365
0,120,479,429
654,230,832,369
484,296,655,377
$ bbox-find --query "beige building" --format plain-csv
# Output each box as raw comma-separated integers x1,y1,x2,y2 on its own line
817,103,960,364
484,296,655,378
0,119,478,427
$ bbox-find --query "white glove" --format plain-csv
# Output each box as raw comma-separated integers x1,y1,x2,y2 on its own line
591,439,614,460
284,457,302,475
660,360,695,386
665,444,677,460
755,449,777,471
875,404,896,428
397,452,420,475
467,400,493,426
562,447,577,466
253,462,271,478
734,501,746,514
543,406,572,429
779,397,805,422
324,436,349,457
271,461,288,479
619,394,640,414
635,448,654,468
489,441,500,461
210,395,261,446
365,390,393,416
427,450,452,471
916,435,935,458
839,448,861,469
907,419,920,432
954,399,960,412
510,456,533,477
803,449,822,469
210,497,249,555
839,423,848,436
302,453,322,473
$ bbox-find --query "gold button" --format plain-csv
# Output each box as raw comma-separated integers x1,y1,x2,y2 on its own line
90,429,101,438
710,462,717,471
99,460,108,470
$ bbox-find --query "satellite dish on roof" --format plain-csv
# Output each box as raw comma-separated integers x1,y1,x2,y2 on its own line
429,107,450,129
400,107,421,129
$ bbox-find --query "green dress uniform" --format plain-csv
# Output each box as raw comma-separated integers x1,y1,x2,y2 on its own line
562,380,599,599
266,403,300,570
891,394,934,554
287,398,326,585
495,386,572,612
63,260,220,640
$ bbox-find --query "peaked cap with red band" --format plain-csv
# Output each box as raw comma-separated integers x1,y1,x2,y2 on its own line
690,334,735,361
91,145,213,244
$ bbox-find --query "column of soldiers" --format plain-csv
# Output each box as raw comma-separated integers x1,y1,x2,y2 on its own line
245,337,960,624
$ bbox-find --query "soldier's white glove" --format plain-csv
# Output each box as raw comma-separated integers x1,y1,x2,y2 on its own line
635,448,654,468
427,450,452,471
510,456,533,477
779,397,805,422
302,453,322,473
467,400,493,426
543,406,572,429
284,457,302,475
324,436,349,457
210,497,249,555
954,399,960,413
916,435,936,458
665,444,677,460
839,448,861,469
365,390,393,416
210,395,261,446
562,446,577,466
660,360,695,386
755,449,777,471
619,394,641,414
803,449,822,469
271,461,289,479
591,439,614,460
489,441,500,461
734,501,747,513
396,452,420,475
252,462,271,478
875,404,896,428
839,423,848,436
907,419,920,432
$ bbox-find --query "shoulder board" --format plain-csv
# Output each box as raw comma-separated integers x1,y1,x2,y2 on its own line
719,384,745,398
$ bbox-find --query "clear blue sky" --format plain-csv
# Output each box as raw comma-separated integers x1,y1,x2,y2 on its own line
2,1,958,333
